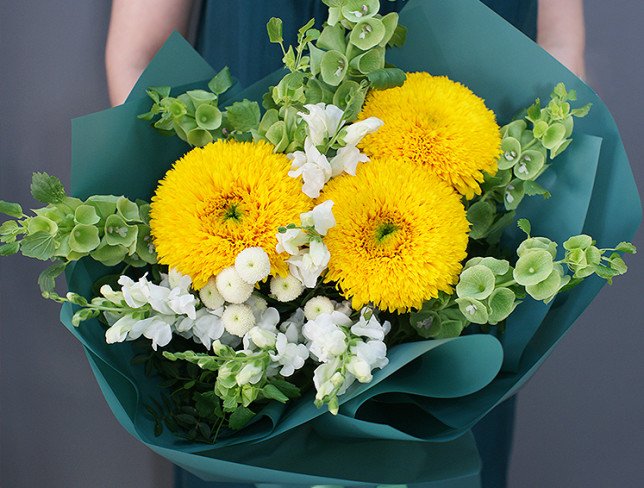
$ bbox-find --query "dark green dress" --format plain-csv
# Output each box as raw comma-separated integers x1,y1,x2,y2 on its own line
179,1,537,487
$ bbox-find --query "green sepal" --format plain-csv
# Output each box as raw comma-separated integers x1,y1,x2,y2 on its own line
68,224,101,253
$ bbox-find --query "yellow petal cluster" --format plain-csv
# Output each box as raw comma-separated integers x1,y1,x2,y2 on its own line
358,72,501,199
320,158,470,312
150,140,311,289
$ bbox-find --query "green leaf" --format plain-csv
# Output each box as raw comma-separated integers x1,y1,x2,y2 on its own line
388,24,407,47
269,379,301,399
228,406,255,430
146,86,171,101
226,100,261,132
523,180,551,198
37,260,68,296
31,173,66,203
266,17,284,43
208,66,234,95
0,242,20,256
526,99,542,122
467,200,496,240
262,384,289,403
517,218,531,237
366,68,406,90
571,103,592,118
615,241,637,254
379,12,400,47
0,200,23,218
20,231,57,260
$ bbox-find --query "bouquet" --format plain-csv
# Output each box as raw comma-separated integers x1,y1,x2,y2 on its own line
1,0,640,485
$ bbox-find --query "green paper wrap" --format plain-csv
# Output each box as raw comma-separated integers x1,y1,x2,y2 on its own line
63,0,640,485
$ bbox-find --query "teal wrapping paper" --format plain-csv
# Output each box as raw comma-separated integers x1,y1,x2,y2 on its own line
62,0,641,485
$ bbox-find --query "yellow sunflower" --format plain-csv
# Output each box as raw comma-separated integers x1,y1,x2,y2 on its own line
320,157,470,312
150,140,311,289
358,72,501,199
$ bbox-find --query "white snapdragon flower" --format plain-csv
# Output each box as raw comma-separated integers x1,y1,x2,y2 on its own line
300,200,336,236
166,286,198,319
304,296,336,321
313,358,347,400
270,333,309,377
245,293,268,321
298,103,344,146
288,240,331,288
128,314,175,351
105,314,138,344
191,308,225,348
167,267,192,291
288,138,333,198
99,284,124,304
276,228,308,256
243,307,280,350
341,117,384,147
302,311,352,362
235,247,271,284
329,145,369,177
270,273,305,302
346,340,389,383
350,310,391,341
279,308,306,344
216,267,254,304
222,304,256,337
118,275,150,308
235,363,265,386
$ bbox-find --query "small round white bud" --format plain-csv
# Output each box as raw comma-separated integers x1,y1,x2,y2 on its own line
199,276,225,310
215,267,254,304
235,247,271,284
222,304,256,337
270,274,305,302
304,296,335,321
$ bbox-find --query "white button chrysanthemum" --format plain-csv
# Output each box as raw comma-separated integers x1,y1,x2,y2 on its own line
304,296,336,321
222,304,256,337
215,267,254,304
270,274,305,302
234,247,271,284
199,276,225,310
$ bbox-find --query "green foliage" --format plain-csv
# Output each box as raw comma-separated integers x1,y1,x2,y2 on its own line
30,172,67,204
467,84,592,246
0,175,156,296
0,200,24,218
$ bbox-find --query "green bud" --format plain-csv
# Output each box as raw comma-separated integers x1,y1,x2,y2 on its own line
467,200,496,240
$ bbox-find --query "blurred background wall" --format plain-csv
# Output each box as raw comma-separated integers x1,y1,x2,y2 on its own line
0,1,642,487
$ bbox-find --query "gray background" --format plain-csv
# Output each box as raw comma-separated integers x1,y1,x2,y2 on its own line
0,1,642,487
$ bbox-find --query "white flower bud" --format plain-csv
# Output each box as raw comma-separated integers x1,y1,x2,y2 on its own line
270,274,305,302
222,304,256,337
215,267,254,304
304,296,335,321
234,247,271,284
199,276,225,310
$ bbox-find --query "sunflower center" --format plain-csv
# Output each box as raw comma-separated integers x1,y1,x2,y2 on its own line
374,221,399,243
199,194,247,233
222,203,243,222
